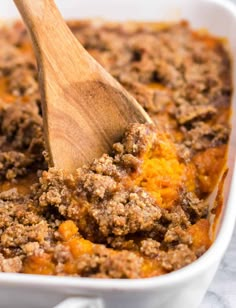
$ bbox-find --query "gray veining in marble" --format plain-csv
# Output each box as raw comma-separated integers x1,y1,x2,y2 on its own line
200,226,236,307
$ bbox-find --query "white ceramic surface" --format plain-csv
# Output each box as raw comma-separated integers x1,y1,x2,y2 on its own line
0,1,235,308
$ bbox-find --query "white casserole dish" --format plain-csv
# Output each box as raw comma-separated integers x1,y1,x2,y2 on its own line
0,0,235,307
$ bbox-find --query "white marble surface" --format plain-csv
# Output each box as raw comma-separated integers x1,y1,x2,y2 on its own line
200,226,236,307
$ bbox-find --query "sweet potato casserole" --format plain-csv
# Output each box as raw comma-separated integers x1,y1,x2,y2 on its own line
0,20,232,278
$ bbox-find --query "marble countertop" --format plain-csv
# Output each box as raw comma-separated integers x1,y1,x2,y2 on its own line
200,227,236,307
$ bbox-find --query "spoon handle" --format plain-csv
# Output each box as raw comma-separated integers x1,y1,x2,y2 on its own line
13,0,87,68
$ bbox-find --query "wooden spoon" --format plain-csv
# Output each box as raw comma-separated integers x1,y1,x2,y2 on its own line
13,0,151,172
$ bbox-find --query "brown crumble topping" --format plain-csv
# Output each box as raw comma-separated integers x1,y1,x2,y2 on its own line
0,20,231,277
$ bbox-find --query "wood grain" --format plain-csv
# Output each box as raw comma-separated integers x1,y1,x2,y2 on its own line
13,0,151,172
